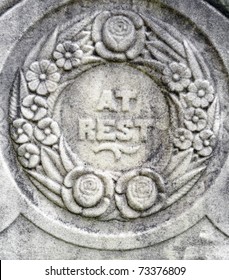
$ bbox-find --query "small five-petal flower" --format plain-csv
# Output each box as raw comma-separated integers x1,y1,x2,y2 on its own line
11,119,33,144
186,79,214,108
162,62,191,92
34,117,60,145
193,129,216,157
26,60,60,95
21,95,48,121
53,41,83,70
184,108,207,132
18,143,40,168
173,128,193,150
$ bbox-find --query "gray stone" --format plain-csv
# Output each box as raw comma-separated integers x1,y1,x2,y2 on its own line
0,0,229,259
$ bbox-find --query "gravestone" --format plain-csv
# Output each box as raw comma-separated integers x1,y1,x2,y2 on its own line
0,0,229,259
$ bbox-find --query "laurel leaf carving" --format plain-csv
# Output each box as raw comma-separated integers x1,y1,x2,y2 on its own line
144,17,186,58
47,81,71,116
147,43,171,64
166,149,193,182
19,71,29,100
59,12,99,41
166,170,204,207
41,147,66,184
29,177,64,208
59,136,83,172
172,166,206,191
146,40,185,63
183,40,203,80
9,71,20,122
208,98,220,135
23,34,48,69
39,27,59,60
189,42,211,80
26,170,62,195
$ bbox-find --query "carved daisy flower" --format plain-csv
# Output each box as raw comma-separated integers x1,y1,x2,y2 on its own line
34,117,60,145
193,129,216,157
21,95,48,121
186,79,214,108
18,143,40,168
53,41,83,71
162,62,191,92
184,108,207,132
11,119,33,144
62,168,114,217
92,11,145,61
26,60,60,95
173,128,193,150
115,169,166,219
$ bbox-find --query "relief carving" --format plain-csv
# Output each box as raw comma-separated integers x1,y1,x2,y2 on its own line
9,10,220,222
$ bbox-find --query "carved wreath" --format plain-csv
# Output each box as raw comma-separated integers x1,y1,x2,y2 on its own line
9,11,220,220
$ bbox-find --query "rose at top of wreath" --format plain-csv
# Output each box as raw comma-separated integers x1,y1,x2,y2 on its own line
53,41,83,71
115,169,166,219
186,79,214,108
162,62,191,92
92,11,145,61
11,119,33,144
21,95,48,121
61,168,114,217
34,117,60,146
26,60,60,96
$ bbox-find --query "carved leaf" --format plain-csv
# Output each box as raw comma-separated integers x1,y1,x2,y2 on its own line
19,71,29,100
9,71,20,122
144,17,186,58
60,12,99,41
41,147,66,184
166,169,204,207
147,44,171,64
189,41,211,80
166,149,193,182
172,166,206,191
38,27,59,60
189,157,209,170
208,98,220,135
26,170,61,195
168,94,184,127
23,34,48,69
146,40,185,63
59,136,83,172
183,40,203,80
29,177,64,208
47,81,71,116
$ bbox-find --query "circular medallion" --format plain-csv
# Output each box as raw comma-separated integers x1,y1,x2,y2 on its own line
1,0,228,250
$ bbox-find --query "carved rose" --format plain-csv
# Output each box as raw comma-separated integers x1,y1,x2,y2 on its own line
26,60,60,95
92,11,145,61
173,128,193,150
193,129,216,157
53,41,83,71
11,119,33,144
21,95,48,121
62,168,114,217
18,143,40,168
184,108,207,132
162,62,191,92
186,79,214,108
115,169,166,219
34,117,60,145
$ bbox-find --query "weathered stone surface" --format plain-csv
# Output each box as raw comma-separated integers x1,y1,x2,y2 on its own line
0,0,229,259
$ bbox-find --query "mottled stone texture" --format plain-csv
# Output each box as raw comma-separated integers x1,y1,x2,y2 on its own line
0,0,229,259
